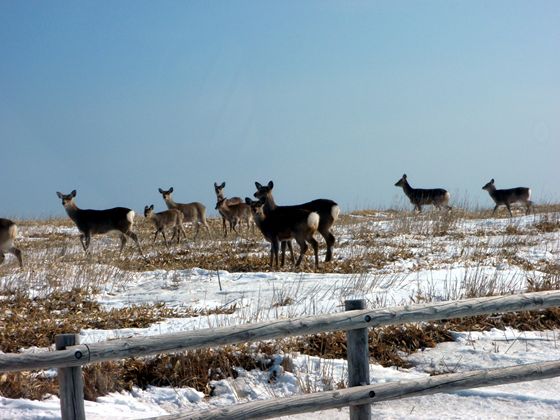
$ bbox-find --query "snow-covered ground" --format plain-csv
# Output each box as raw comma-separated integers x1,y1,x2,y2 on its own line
1,211,559,418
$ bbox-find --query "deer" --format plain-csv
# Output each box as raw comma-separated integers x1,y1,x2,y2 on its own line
215,197,253,238
245,198,319,269
482,179,533,217
253,181,340,262
214,182,244,236
56,190,144,256
394,174,451,212
0,218,23,268
158,187,211,239
144,205,187,246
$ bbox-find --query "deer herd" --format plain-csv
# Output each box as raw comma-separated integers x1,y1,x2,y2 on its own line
0,177,536,270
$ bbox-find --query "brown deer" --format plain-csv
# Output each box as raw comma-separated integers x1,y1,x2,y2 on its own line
394,174,451,212
482,179,533,217
245,198,319,269
158,187,211,239
215,197,253,237
214,182,243,236
0,218,23,268
56,190,143,256
253,181,339,262
144,205,187,246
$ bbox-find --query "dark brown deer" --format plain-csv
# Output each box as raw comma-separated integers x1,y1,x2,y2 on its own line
482,179,533,217
245,198,319,269
214,182,243,236
144,205,187,246
56,190,143,256
158,187,211,239
215,197,252,237
0,218,23,268
394,174,451,212
253,181,339,262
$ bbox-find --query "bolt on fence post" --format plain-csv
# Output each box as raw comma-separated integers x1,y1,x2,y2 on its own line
345,299,371,420
55,334,86,420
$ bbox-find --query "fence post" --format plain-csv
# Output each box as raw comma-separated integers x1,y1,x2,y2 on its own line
55,334,86,420
345,299,371,420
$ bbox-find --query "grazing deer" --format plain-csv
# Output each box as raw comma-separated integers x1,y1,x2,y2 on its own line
253,181,339,262
56,190,144,256
215,197,253,238
245,198,319,269
144,205,187,246
214,182,243,236
0,218,23,268
394,174,451,212
158,187,211,239
482,179,533,217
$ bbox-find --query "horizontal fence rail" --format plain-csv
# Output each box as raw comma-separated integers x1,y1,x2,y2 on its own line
2,289,560,373
154,359,560,420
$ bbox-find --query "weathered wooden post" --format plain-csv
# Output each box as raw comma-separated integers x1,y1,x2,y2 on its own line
55,334,86,420
345,299,371,420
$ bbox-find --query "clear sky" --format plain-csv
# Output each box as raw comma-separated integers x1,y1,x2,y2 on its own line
1,1,559,218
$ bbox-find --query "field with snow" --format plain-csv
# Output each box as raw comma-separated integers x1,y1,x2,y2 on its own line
1,206,560,419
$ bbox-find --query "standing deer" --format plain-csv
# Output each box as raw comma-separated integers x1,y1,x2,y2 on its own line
215,197,253,237
144,205,187,246
0,218,23,268
253,181,339,262
158,187,211,239
394,174,451,212
245,198,319,269
56,190,143,256
482,179,533,217
214,182,243,236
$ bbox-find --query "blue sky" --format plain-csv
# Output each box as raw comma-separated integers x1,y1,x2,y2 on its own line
1,1,558,218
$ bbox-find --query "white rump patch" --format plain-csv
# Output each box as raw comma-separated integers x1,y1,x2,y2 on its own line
127,211,135,226
308,212,320,230
331,205,341,221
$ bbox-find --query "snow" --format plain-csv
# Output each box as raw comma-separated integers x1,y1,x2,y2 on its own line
1,212,560,418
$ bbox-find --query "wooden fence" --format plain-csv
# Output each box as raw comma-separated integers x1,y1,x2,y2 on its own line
1,290,560,419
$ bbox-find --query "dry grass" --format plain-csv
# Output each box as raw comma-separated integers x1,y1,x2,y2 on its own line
1,206,559,401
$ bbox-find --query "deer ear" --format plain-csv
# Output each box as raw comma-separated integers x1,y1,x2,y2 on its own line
150,204,154,210
245,197,252,205
490,179,494,184
255,182,262,189
158,188,164,194
144,205,149,211
71,190,77,197
403,174,407,179
169,187,174,193
268,181,274,189
221,182,226,188
56,192,63,199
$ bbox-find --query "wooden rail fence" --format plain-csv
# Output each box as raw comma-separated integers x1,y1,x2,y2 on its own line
1,290,560,419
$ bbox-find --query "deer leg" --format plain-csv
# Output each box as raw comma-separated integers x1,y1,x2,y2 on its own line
309,237,319,269
526,201,533,215
0,252,4,265
506,204,513,217
161,230,169,247
280,241,287,267
153,230,159,243
119,233,127,253
126,231,144,257
295,238,308,267
320,228,336,263
271,240,280,269
8,247,23,268
222,216,227,237
79,233,88,253
492,205,499,216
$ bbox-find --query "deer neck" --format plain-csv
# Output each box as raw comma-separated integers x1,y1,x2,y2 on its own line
64,202,81,222
401,180,414,198
164,196,177,209
263,193,277,213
